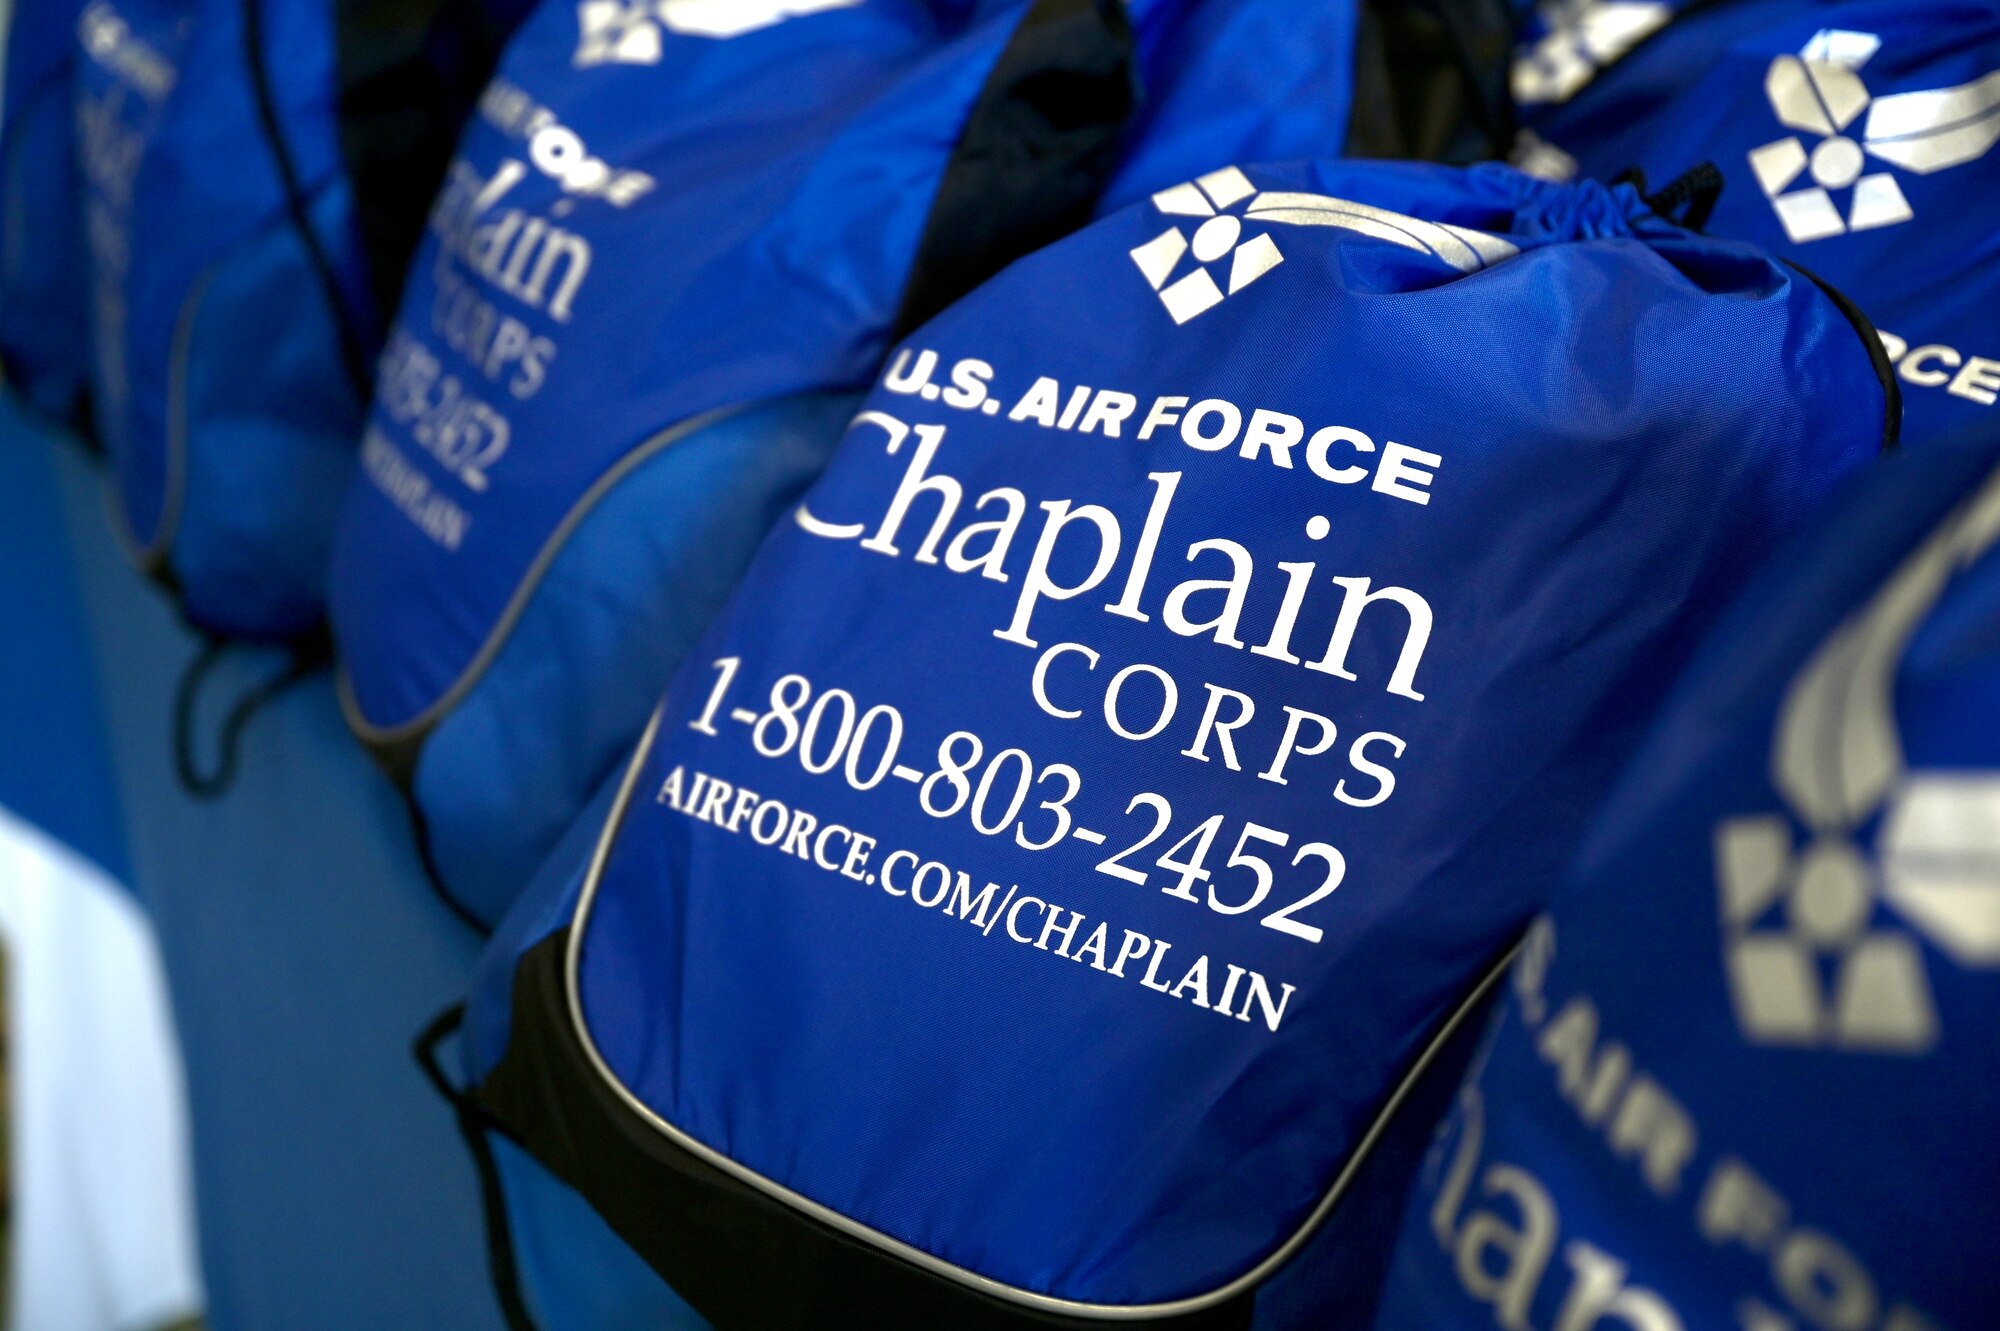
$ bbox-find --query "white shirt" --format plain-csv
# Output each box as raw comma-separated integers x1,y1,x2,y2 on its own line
0,806,204,1331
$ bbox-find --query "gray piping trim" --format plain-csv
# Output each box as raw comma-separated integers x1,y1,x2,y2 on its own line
338,403,750,748
110,262,213,573
563,704,1521,1320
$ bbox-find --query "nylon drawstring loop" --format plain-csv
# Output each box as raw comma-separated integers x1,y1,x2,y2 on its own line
1616,161,1726,233
414,1006,541,1331
171,634,327,800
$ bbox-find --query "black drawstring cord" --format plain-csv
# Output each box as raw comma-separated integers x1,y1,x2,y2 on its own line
415,1006,541,1331
409,799,496,935
171,633,328,800
241,0,373,405
173,637,498,931
1615,162,1726,233
1781,258,1904,455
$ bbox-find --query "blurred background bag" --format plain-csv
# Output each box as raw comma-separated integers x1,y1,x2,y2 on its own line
459,158,1891,1330
1373,421,2000,1331
73,0,531,641
1510,0,2000,448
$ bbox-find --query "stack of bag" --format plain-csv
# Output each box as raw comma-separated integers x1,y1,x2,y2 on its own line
1373,423,2000,1331
68,0,531,640
325,0,1507,927
0,0,1994,1327
1510,0,1999,447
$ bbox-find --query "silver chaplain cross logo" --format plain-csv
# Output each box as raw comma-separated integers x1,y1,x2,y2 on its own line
1715,465,2000,1053
1750,29,2000,243
1129,166,1519,325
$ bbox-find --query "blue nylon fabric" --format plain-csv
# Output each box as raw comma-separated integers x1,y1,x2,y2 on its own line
464,770,672,1328
1506,0,1707,110
330,0,1364,925
415,393,860,926
331,0,1039,731
1242,979,1500,1329
525,160,1889,1310
1,0,92,423
464,834,1489,1331
171,178,365,634
1100,0,1356,212
1513,0,2000,448
466,766,611,1080
76,0,368,639
1371,426,2000,1331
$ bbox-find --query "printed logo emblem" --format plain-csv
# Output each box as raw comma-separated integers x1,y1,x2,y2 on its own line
77,1,178,100
1129,167,1517,325
1715,466,2000,1052
574,0,861,65
1749,30,2000,243
1512,0,1670,106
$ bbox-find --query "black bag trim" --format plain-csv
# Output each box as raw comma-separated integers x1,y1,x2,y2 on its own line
406,796,501,934
1346,0,1516,164
1616,161,1724,233
475,706,1522,1325
479,926,1246,1331
1780,258,1902,455
331,0,522,331
170,629,332,800
892,0,1134,338
343,0,1138,764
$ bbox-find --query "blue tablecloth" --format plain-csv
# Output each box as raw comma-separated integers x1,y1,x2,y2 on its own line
2,394,506,1331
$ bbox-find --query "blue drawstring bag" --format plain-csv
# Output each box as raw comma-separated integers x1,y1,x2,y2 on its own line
1511,0,2000,448
78,0,371,640
329,0,1426,930
1371,423,2000,1331
0,0,92,427
75,0,529,642
454,159,1893,1328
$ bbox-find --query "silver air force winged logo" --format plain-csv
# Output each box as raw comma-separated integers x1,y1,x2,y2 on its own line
574,0,860,65
1128,167,1519,325
1750,29,2000,243
1715,466,2000,1054
1511,0,1671,106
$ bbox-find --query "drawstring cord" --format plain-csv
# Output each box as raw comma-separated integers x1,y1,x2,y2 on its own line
173,637,498,938
171,633,328,800
1616,162,1726,233
415,1006,542,1331
242,0,374,404
408,799,496,935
